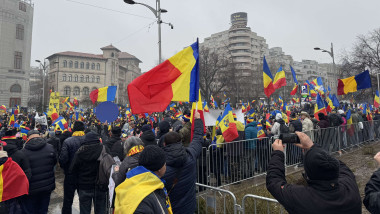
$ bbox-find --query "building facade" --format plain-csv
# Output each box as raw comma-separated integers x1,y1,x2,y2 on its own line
0,0,33,107
46,45,141,107
201,12,293,101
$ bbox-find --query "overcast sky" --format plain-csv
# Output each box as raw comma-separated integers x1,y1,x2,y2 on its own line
31,0,380,72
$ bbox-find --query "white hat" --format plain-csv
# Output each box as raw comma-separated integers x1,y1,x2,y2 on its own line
338,110,344,115
275,113,282,120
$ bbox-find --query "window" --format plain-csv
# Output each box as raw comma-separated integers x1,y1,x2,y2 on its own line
91,63,95,70
74,61,78,68
96,76,100,83
19,2,26,12
62,74,66,81
86,62,90,69
80,75,84,82
10,84,21,93
63,60,67,67
80,62,84,69
69,61,73,68
91,75,95,82
64,86,71,96
73,87,80,96
14,52,22,69
85,75,89,82
68,74,72,81
74,75,78,82
96,63,100,70
111,52,114,57
83,87,89,95
16,24,24,40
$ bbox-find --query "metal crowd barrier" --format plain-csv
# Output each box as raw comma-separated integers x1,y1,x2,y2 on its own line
241,194,284,214
197,120,380,188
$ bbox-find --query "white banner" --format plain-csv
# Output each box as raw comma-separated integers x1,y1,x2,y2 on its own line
204,109,244,127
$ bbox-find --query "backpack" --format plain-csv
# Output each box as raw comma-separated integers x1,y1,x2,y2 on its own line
279,123,289,134
97,146,116,191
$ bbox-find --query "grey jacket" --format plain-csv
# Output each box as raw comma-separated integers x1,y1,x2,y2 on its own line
112,153,140,187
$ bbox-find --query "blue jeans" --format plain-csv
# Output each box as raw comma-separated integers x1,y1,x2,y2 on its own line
21,191,51,214
78,188,107,214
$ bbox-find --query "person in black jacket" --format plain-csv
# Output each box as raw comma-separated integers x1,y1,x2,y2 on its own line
59,121,85,214
1,128,23,150
140,124,157,146
364,151,380,213
47,131,60,160
104,127,124,161
21,130,57,214
266,131,361,214
3,141,31,179
161,112,204,214
157,120,170,147
70,131,106,214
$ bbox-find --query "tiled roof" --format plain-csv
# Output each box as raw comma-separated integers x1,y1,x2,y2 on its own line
118,52,142,62
100,44,120,52
47,51,106,60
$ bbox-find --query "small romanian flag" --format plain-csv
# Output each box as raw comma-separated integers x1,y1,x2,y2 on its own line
90,86,117,104
290,84,298,95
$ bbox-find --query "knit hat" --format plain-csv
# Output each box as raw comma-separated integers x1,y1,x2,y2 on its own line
27,130,40,137
83,131,100,144
304,146,339,181
182,115,190,122
141,124,152,132
164,132,181,145
138,145,166,172
111,127,122,136
73,121,85,132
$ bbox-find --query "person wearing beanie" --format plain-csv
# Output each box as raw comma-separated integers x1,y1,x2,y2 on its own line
104,126,124,161
140,124,157,146
59,120,86,214
179,114,192,147
267,132,361,214
161,111,204,214
70,131,106,214
114,145,172,214
157,120,171,147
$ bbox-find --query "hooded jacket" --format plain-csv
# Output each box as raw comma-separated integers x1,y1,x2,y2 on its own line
69,132,103,190
318,116,330,129
161,119,204,214
105,136,124,161
266,148,361,214
3,143,31,179
59,133,85,173
22,137,57,195
179,122,191,147
112,147,142,187
157,121,170,147
245,122,257,149
140,130,157,146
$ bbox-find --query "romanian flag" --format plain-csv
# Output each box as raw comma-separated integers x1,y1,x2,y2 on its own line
273,66,287,89
203,100,209,112
0,105,6,112
219,103,238,142
257,124,266,138
126,108,132,117
346,109,353,125
247,108,255,118
8,110,15,127
14,106,20,115
337,70,372,95
90,86,117,104
62,97,69,104
290,66,298,84
290,84,298,95
374,90,380,108
65,102,73,110
128,41,199,114
263,57,275,97
278,96,283,104
311,77,323,87
310,89,317,97
241,103,247,113
73,97,79,106
190,91,206,140
51,108,59,122
314,93,327,120
325,97,334,112
0,158,29,202
251,100,256,104
53,116,68,130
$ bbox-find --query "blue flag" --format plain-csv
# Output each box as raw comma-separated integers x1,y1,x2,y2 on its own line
290,66,298,85
332,94,340,107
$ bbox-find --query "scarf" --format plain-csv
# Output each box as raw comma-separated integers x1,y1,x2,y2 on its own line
127,145,144,157
72,131,85,137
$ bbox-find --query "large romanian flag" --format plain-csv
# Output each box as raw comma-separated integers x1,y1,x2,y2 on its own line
0,158,29,202
374,90,380,108
128,41,199,114
90,86,117,104
263,57,275,97
273,66,287,89
337,70,372,95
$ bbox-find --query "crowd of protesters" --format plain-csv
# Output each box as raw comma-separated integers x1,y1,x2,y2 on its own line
0,101,379,213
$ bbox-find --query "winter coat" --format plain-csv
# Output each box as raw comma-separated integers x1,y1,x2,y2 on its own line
2,136,23,150
112,152,141,187
47,136,60,159
3,143,31,179
161,119,204,214
318,118,330,129
302,118,314,133
271,119,285,137
266,150,361,214
59,135,85,173
245,122,257,149
22,137,57,195
105,136,124,161
69,138,103,190
328,113,343,127
157,121,170,147
134,189,169,214
140,130,157,146
289,119,302,133
56,131,72,148
364,168,380,213
179,122,192,147
352,113,361,124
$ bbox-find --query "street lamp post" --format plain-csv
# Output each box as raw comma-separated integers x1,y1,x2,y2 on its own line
123,0,172,64
35,59,58,112
314,42,336,76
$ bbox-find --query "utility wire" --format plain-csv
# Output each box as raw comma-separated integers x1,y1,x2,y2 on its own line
66,0,155,20
114,21,156,44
